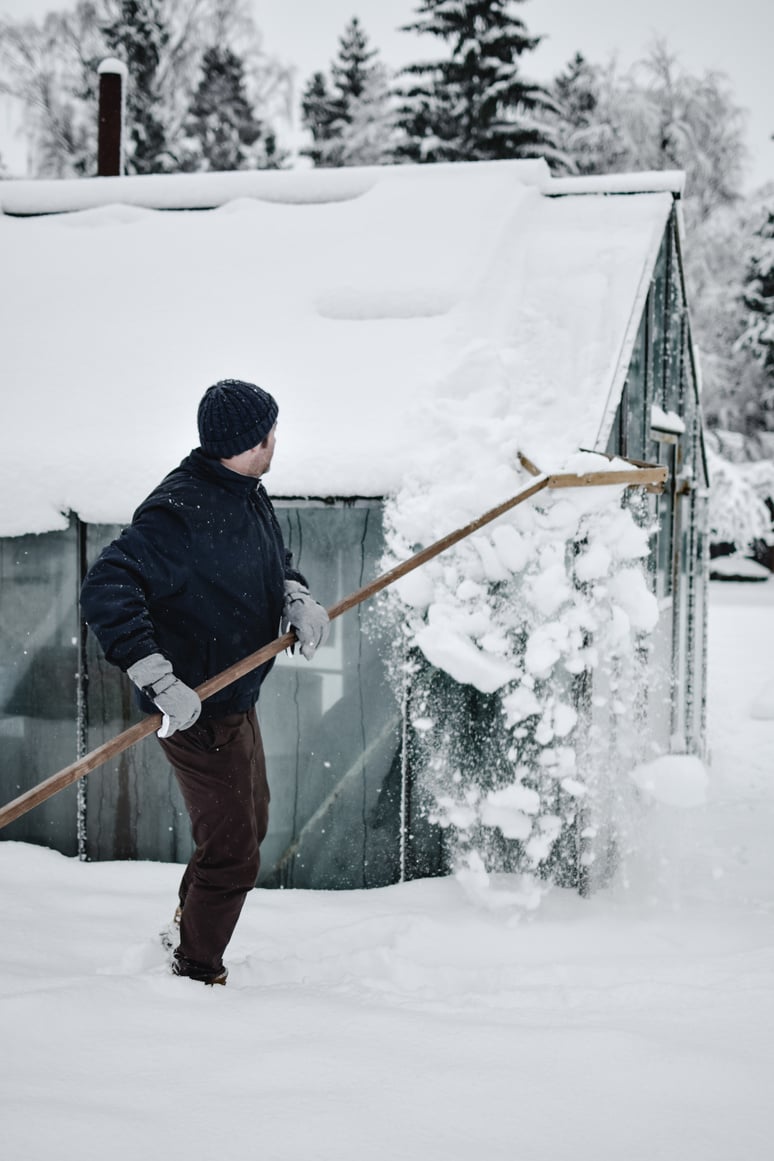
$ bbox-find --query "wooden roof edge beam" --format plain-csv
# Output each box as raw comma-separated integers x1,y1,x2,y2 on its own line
576,448,669,491
521,451,666,493
547,465,668,492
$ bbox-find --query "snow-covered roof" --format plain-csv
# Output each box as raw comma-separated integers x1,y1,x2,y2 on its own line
0,159,675,536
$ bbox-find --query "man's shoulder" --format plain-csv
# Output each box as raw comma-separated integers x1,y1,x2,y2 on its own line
134,454,210,515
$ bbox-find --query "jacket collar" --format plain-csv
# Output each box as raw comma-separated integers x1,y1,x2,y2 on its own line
183,448,261,496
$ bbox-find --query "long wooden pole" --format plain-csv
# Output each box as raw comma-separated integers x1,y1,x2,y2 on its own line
0,464,665,830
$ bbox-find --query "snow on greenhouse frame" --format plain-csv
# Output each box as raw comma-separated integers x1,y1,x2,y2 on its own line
0,160,708,898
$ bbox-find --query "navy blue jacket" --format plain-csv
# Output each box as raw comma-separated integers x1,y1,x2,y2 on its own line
80,449,305,716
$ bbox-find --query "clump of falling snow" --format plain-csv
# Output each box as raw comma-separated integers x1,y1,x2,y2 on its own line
382,344,661,906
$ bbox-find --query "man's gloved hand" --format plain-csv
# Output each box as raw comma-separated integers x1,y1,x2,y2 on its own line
126,653,201,738
281,581,330,660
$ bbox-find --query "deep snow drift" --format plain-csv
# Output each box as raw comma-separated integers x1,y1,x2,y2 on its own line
1,580,773,1161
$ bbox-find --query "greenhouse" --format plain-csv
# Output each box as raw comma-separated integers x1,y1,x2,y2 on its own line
0,159,708,890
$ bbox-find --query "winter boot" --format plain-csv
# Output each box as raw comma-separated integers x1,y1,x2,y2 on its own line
172,949,228,986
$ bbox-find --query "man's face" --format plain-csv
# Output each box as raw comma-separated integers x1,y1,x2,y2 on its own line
221,423,277,479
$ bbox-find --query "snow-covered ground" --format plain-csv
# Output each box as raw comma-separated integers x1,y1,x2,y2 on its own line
2,580,773,1161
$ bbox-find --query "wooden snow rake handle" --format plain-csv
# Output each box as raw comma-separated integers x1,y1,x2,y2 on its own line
0,462,666,830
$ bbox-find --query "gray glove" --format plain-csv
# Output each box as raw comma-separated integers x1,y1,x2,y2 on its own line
127,653,201,738
281,580,330,661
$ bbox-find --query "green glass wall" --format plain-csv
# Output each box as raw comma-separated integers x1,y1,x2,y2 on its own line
0,526,80,854
1,503,403,888
611,209,708,755
259,503,401,888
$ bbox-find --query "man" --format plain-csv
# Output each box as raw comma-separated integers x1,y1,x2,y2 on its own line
80,379,329,986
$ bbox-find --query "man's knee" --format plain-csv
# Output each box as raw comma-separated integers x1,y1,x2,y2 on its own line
240,844,261,889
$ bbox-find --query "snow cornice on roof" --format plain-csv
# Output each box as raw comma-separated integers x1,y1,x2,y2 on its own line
545,171,685,197
0,159,546,216
0,160,685,217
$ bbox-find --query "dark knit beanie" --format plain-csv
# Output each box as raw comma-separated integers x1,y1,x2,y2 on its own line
197,379,278,458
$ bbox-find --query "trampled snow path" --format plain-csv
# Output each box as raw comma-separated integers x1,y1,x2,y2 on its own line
1,582,773,1161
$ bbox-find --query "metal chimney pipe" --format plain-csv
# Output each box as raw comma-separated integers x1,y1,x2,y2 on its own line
97,58,128,176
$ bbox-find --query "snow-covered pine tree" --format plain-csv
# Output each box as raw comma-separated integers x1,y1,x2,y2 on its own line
554,52,597,125
331,14,378,102
101,0,171,173
300,17,396,167
738,205,774,428
180,45,271,171
331,65,400,167
549,53,628,176
396,0,564,167
300,71,345,166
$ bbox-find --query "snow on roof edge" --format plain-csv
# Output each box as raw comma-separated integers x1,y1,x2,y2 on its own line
0,161,686,217
546,171,685,197
0,159,551,216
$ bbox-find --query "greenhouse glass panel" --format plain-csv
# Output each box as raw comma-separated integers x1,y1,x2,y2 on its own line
692,498,710,751
671,494,692,747
625,312,648,459
646,600,674,753
650,236,668,411
0,525,79,854
665,229,685,414
680,348,696,457
656,443,677,599
262,502,400,889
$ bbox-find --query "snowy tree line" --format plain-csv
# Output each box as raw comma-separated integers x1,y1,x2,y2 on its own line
0,0,292,175
1,0,772,546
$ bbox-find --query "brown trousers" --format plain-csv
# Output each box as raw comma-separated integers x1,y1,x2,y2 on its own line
158,708,270,974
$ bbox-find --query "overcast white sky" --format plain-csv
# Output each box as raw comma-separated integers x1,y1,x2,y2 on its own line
1,0,772,190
